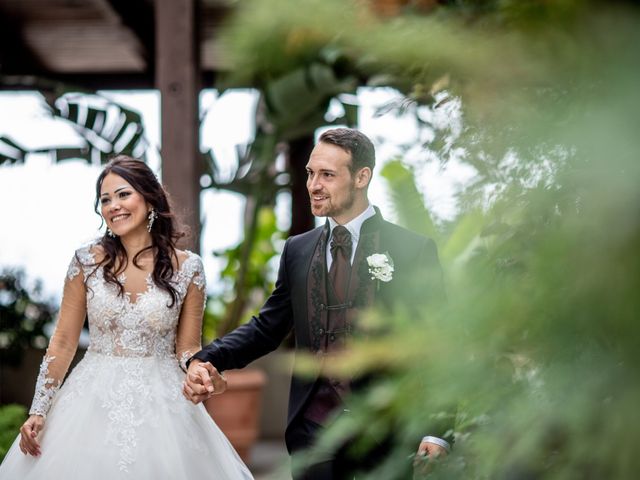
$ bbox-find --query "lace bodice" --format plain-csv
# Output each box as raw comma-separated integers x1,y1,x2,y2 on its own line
76,247,204,358
29,244,206,418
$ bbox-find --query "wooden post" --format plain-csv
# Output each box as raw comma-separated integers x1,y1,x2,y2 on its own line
155,0,201,252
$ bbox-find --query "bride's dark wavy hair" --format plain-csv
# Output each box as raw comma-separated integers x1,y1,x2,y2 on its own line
92,155,186,307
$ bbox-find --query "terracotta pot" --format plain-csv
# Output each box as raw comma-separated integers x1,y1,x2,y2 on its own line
369,0,438,16
369,0,404,16
204,368,267,462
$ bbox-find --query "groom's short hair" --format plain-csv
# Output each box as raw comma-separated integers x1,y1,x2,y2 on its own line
319,128,375,174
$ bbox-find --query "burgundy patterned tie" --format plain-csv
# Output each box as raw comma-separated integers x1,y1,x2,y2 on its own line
329,225,352,302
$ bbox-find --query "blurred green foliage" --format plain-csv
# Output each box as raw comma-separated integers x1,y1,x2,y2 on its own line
203,207,284,340
0,404,27,462
381,160,441,242
218,0,640,478
0,270,55,367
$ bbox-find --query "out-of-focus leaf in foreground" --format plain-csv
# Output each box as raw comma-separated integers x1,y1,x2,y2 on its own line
221,1,640,478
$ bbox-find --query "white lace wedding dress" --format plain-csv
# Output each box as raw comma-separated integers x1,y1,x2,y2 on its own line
0,244,253,479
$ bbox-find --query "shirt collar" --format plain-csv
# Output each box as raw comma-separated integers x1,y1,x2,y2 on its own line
328,204,376,243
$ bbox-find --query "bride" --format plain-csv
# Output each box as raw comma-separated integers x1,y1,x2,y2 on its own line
0,156,253,478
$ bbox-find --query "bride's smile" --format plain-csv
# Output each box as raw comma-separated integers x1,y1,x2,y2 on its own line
100,173,152,238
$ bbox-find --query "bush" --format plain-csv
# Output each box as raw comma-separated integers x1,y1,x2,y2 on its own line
0,269,56,367
0,404,27,462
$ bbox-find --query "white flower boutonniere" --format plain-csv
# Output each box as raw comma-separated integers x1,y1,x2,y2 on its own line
367,252,394,284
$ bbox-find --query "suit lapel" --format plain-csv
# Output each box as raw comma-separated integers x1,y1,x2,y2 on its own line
305,223,330,352
349,227,379,308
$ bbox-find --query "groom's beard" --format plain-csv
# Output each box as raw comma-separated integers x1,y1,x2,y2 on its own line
309,184,357,219
311,190,356,218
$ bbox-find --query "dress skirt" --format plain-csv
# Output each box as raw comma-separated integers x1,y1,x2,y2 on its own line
0,351,253,479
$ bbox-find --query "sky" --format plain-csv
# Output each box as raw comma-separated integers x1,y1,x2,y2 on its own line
0,87,474,302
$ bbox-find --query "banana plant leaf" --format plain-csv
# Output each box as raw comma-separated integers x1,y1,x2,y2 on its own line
0,93,149,165
0,136,27,165
381,159,439,241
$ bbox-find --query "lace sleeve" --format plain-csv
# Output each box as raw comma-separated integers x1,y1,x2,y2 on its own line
175,254,206,372
29,253,87,417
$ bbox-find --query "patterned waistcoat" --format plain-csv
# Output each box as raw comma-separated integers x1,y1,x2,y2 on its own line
303,220,380,423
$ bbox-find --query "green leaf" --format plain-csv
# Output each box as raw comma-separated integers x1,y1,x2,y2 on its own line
381,159,439,240
0,136,27,164
49,94,148,163
439,209,485,266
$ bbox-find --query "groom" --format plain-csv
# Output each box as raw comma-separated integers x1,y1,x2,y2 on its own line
185,128,452,478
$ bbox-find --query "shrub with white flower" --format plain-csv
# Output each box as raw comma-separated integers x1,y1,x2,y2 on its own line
367,252,394,283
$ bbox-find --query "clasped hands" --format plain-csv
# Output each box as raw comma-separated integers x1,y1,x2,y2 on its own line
182,359,227,404
181,360,448,474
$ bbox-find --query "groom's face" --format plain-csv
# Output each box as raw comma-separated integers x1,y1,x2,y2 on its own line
306,142,361,223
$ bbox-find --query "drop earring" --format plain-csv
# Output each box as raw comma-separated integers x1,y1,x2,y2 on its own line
147,208,157,232
107,227,116,238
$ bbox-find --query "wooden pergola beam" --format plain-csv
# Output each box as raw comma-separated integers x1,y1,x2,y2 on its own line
156,0,201,252
0,11,47,74
105,0,155,67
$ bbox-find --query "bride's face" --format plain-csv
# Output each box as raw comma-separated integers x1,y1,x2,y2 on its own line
100,173,151,238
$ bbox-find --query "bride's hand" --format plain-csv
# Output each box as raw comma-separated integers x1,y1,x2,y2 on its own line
19,414,45,457
183,361,227,404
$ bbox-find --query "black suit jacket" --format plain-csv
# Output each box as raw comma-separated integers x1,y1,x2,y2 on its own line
192,208,445,441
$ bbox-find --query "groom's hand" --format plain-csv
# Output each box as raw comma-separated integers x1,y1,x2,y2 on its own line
413,439,448,476
183,360,227,404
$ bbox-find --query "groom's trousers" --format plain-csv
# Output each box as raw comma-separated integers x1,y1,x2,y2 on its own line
287,413,392,480
289,414,359,480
